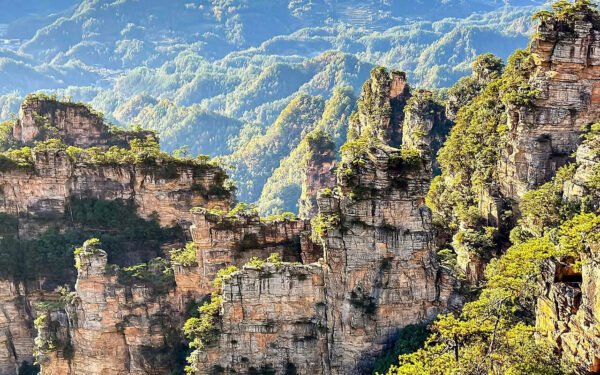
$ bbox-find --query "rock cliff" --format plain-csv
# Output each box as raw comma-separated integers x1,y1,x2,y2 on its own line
36,240,185,375
298,131,337,219
535,121,600,373
499,8,600,199
187,68,458,374
0,97,234,375
12,94,155,148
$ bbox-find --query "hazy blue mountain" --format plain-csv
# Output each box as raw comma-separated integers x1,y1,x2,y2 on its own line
0,0,548,210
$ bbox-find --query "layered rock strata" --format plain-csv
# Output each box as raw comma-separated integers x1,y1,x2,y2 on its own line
299,133,337,219
34,209,317,374
191,68,458,374
0,149,229,231
13,95,154,148
0,97,233,375
349,68,410,147
499,13,600,199
536,257,600,374
195,263,327,375
320,145,457,374
184,209,319,295
37,243,185,375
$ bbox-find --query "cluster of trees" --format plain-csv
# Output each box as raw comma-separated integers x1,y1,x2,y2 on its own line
0,197,183,286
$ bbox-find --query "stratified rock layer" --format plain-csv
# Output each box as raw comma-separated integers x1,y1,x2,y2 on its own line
38,245,184,375
320,145,457,374
192,68,458,375
499,16,600,199
13,96,154,148
0,97,233,375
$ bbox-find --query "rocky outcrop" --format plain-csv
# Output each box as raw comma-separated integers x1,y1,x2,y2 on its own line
195,263,327,375
299,132,337,219
499,13,600,199
536,119,600,373
190,68,458,375
349,68,410,147
0,149,229,231
36,241,185,375
564,128,600,205
320,145,457,374
0,97,234,375
402,90,451,172
35,210,319,374
187,209,319,294
12,95,154,148
536,256,600,374
0,281,40,375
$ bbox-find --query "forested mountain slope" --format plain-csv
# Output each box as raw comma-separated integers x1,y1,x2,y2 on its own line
0,0,546,209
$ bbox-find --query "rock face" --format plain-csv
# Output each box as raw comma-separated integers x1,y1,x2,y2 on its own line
195,263,327,375
499,14,600,199
37,243,185,375
191,68,458,374
0,149,229,231
0,281,39,375
299,132,337,219
12,95,154,148
33,208,318,374
536,122,600,374
536,257,600,374
320,147,457,374
188,209,319,294
349,68,410,147
402,90,451,172
0,97,234,375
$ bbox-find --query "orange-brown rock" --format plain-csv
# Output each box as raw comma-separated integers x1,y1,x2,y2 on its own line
194,263,327,374
191,68,458,375
13,95,154,148
0,96,233,375
298,132,337,219
36,243,185,375
0,149,229,231
499,14,600,199
188,209,320,293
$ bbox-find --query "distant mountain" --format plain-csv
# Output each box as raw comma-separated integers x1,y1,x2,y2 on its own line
0,0,547,211
0,0,78,23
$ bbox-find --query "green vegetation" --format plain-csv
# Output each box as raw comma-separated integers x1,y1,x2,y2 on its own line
533,0,600,29
311,213,340,241
445,53,504,120
426,47,540,251
257,87,355,214
118,257,175,294
183,265,240,375
225,94,326,203
386,117,600,374
170,243,198,267
0,198,183,285
384,234,576,374
0,1,540,209
383,4,600,373
244,253,284,270
261,212,297,222
383,204,600,374
372,325,429,375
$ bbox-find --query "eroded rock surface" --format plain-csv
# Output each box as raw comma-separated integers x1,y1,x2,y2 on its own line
191,68,458,375
499,14,600,199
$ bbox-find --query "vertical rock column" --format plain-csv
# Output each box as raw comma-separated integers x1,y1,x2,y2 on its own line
318,145,457,374
499,15,600,199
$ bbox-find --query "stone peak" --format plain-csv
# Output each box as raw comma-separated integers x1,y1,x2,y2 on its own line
12,93,156,149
